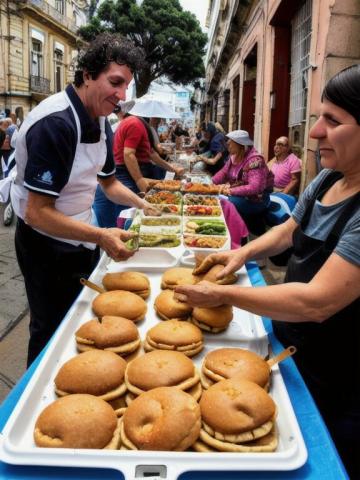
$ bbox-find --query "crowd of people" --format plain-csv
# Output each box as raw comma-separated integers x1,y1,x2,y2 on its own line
0,32,359,478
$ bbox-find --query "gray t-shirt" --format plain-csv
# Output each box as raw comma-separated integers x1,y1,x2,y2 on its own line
292,169,360,266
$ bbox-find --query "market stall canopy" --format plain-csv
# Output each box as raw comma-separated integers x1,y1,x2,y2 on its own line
129,99,181,119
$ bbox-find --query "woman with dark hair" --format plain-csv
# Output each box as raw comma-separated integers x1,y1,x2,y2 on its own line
11,33,159,366
175,64,360,478
196,121,228,174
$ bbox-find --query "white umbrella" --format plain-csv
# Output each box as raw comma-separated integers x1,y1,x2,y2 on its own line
129,99,181,119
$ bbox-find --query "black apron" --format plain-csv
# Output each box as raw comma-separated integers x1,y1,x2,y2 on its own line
273,171,360,468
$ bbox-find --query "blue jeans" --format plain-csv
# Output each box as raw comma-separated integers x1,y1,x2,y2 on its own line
228,193,270,216
93,163,156,228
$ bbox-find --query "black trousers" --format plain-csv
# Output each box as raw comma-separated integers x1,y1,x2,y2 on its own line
15,219,100,367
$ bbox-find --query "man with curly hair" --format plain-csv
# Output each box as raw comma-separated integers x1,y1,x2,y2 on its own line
11,33,157,366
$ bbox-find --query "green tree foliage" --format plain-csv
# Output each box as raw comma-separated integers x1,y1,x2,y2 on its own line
78,0,207,96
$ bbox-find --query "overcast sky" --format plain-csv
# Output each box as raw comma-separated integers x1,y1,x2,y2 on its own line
179,0,208,31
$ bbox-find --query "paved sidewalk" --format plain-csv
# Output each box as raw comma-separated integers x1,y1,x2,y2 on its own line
0,207,29,403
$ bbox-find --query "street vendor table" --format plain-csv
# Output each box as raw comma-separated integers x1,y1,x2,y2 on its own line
0,263,348,480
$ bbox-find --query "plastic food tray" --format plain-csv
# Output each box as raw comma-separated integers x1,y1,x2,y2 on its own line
183,194,221,207
144,190,182,205
0,254,307,478
183,204,222,217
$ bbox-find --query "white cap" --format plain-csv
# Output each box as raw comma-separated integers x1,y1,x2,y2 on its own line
226,130,253,146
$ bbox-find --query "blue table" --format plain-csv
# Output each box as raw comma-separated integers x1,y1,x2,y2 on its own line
0,263,348,480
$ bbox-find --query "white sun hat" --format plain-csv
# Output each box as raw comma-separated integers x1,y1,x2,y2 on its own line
129,99,180,119
226,130,253,146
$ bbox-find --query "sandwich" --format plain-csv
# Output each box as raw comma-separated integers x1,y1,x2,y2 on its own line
75,316,141,357
102,271,150,299
197,377,277,452
92,290,147,322
54,350,127,415
154,289,193,321
161,267,200,290
144,319,203,357
120,387,201,451
191,304,233,332
34,394,121,449
199,264,238,285
200,348,270,390
124,350,202,403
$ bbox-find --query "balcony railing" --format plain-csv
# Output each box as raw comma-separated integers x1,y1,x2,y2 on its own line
22,0,78,34
30,75,51,94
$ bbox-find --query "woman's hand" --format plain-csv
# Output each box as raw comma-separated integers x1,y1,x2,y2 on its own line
98,228,135,262
193,249,248,279
218,184,231,195
174,281,224,307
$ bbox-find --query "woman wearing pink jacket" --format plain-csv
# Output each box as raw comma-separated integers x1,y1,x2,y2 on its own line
212,130,273,216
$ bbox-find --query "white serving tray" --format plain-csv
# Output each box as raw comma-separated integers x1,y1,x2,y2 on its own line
0,253,307,478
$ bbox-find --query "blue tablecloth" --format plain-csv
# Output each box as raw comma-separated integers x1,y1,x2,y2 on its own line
0,263,348,480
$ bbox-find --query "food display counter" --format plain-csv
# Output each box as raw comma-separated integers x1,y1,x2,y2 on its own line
0,259,347,480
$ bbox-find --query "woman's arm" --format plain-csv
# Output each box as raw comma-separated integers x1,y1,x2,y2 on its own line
192,217,298,278
282,171,301,195
200,151,223,166
176,252,360,323
228,166,266,196
212,162,229,184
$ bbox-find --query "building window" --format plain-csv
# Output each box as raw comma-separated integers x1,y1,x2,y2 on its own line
55,0,65,15
54,43,64,93
289,0,312,126
31,39,43,77
232,75,240,130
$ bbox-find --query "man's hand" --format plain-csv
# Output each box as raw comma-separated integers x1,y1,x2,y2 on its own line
173,165,185,177
98,228,135,262
193,250,247,279
174,281,224,307
142,201,161,216
136,177,150,193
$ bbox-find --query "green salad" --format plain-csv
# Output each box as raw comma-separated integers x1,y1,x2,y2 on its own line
185,219,226,235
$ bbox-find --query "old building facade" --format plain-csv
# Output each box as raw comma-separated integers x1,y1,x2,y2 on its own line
0,0,89,123
200,0,360,188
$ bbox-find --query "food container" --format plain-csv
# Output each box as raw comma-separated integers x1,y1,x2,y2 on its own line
145,190,182,205
154,204,181,215
139,216,181,237
183,194,220,206
181,183,220,195
183,234,228,250
183,217,227,236
138,233,182,248
140,216,181,227
0,254,307,478
151,180,182,191
183,205,222,217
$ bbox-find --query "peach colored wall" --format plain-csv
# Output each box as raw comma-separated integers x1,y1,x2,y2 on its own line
205,0,360,186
